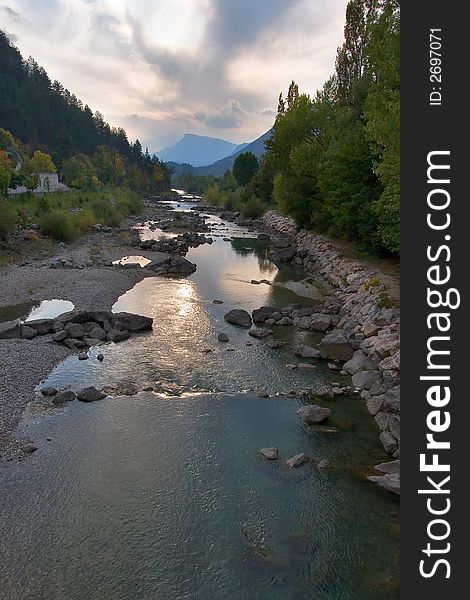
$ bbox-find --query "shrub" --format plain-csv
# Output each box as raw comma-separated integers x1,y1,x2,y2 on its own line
0,201,17,241
241,197,266,220
116,191,144,215
90,198,122,227
38,210,76,242
365,275,380,290
72,208,96,233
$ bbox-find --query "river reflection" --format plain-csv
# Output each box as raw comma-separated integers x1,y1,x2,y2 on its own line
0,224,400,600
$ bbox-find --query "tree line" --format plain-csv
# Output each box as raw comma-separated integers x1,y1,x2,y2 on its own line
0,31,172,194
174,0,400,256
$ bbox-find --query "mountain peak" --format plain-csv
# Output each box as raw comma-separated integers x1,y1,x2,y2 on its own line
155,134,243,167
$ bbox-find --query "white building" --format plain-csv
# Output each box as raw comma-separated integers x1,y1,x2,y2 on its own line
7,172,70,195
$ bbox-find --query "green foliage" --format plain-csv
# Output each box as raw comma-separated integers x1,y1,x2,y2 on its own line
241,197,266,220
263,0,400,256
38,210,76,243
0,150,12,192
89,197,122,227
0,200,17,240
232,152,259,186
28,150,57,174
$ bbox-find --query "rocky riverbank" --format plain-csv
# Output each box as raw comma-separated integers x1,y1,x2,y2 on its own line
261,210,400,493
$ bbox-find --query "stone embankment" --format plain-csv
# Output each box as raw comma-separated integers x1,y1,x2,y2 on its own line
262,210,400,493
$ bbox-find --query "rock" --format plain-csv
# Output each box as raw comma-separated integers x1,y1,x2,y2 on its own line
308,314,332,332
259,447,278,460
83,337,103,347
249,328,274,339
218,333,229,342
224,309,252,327
379,351,400,372
64,322,85,339
63,338,85,350
52,390,77,404
107,329,131,343
252,306,278,323
0,320,21,339
111,312,153,333
271,247,296,262
257,391,269,398
52,330,68,342
41,387,58,396
276,317,292,326
368,473,400,495
297,363,316,370
77,387,106,402
351,370,381,390
23,443,38,453
24,318,53,335
20,325,37,339
328,362,340,371
212,299,224,304
294,345,321,359
317,459,333,471
367,386,400,415
78,352,89,360
297,404,332,424
343,349,378,375
251,279,260,285
97,353,104,362
265,340,286,349
374,460,400,474
257,233,270,240
88,326,107,341
319,331,354,361
286,453,309,468
379,431,398,455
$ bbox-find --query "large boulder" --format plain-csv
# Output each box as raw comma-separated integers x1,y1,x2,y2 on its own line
107,329,131,343
343,349,378,375
224,309,252,327
351,370,381,390
24,318,54,335
308,314,332,332
319,331,354,361
111,312,153,333
64,322,85,339
0,320,21,339
252,306,278,324
368,473,400,494
77,387,107,402
270,247,296,262
297,404,332,424
294,345,321,359
367,386,400,415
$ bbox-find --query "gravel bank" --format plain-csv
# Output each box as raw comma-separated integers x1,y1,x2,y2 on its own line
0,338,71,459
0,265,146,312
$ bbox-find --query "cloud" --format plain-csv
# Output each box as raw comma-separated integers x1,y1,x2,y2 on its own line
1,5,21,21
2,0,349,151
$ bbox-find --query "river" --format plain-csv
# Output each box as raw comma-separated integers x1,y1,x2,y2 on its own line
0,200,399,599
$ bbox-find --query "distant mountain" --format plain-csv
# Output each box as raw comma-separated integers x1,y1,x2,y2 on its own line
155,134,247,167
193,129,272,176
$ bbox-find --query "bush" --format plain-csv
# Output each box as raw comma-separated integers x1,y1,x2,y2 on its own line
38,210,76,242
241,197,266,220
115,191,144,216
0,201,17,241
90,198,122,227
72,208,96,233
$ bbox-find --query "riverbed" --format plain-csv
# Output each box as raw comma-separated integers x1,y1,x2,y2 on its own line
0,201,399,599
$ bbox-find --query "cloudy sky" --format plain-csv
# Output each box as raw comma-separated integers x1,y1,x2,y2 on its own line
1,0,348,151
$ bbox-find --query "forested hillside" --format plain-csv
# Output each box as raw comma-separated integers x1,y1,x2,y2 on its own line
0,30,171,193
